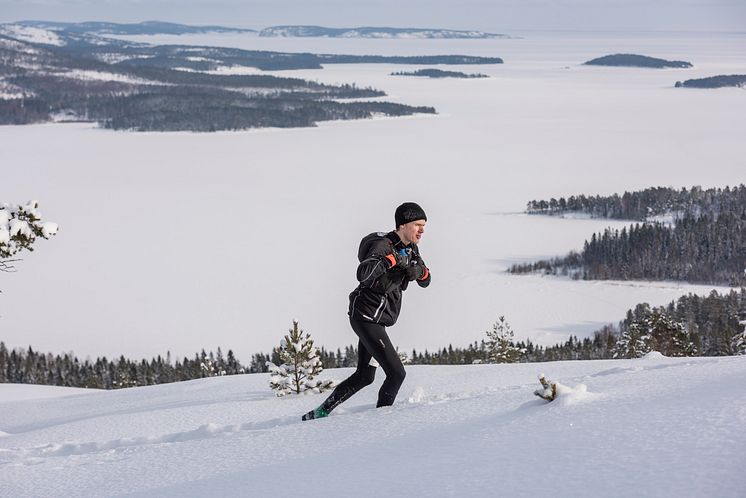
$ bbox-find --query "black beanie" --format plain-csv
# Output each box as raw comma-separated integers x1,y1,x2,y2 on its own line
395,202,427,228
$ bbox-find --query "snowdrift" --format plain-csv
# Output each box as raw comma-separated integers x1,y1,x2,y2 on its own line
1,355,744,497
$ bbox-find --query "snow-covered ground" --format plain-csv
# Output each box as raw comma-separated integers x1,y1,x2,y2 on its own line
0,383,99,402
1,355,744,497
1,31,745,360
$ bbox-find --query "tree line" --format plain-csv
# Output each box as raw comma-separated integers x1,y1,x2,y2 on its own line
4,289,743,389
0,338,609,389
526,185,746,221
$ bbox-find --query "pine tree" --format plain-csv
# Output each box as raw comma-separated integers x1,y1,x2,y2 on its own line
485,316,522,363
266,320,335,396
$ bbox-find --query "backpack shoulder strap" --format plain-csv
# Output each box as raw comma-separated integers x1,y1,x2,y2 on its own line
357,231,393,262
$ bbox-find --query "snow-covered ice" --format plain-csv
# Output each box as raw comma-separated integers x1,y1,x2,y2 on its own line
1,31,744,361
0,355,744,497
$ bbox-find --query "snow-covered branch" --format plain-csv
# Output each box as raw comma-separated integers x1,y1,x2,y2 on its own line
0,201,58,270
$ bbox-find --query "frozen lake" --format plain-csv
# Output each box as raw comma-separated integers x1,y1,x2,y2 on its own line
1,31,744,359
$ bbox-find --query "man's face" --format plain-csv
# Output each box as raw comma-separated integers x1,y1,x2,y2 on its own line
400,219,426,245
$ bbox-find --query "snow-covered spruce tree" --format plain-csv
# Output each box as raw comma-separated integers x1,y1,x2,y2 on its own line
612,322,651,359
732,315,746,355
200,357,225,377
646,310,697,357
266,320,334,396
485,316,522,363
0,201,58,272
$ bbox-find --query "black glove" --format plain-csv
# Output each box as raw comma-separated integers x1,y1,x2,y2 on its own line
393,248,412,268
405,261,426,281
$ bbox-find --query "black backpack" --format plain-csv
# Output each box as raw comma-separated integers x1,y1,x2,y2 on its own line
357,232,396,262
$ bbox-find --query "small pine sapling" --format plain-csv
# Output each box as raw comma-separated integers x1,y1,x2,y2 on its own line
266,320,335,396
485,316,522,363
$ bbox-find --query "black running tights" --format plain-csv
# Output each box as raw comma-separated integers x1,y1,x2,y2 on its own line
320,317,406,413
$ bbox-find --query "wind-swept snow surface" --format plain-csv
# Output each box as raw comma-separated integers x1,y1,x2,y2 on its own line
1,355,744,497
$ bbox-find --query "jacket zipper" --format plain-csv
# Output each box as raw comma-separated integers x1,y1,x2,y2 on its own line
373,295,387,323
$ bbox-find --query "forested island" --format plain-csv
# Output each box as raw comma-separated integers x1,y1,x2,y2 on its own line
513,185,746,286
675,74,746,89
391,68,489,78
0,29,447,131
0,22,512,130
584,54,692,68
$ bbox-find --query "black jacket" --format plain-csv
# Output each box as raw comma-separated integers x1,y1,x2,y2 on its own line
348,231,431,326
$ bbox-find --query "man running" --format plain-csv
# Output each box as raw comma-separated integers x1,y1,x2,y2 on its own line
302,202,431,420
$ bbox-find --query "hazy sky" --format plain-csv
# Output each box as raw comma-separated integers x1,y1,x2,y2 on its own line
1,0,745,32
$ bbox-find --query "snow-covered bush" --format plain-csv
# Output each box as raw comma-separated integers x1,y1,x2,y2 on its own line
266,320,334,396
485,316,522,363
0,201,58,271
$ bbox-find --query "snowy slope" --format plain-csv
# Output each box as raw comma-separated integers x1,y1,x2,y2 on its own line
0,383,99,402
1,355,744,497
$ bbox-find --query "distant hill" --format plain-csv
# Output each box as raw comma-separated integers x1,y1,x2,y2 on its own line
12,20,256,35
260,25,509,39
675,74,746,89
391,68,489,78
584,54,692,68
0,23,504,69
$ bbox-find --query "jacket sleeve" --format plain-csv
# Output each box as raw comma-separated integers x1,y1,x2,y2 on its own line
356,239,396,288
